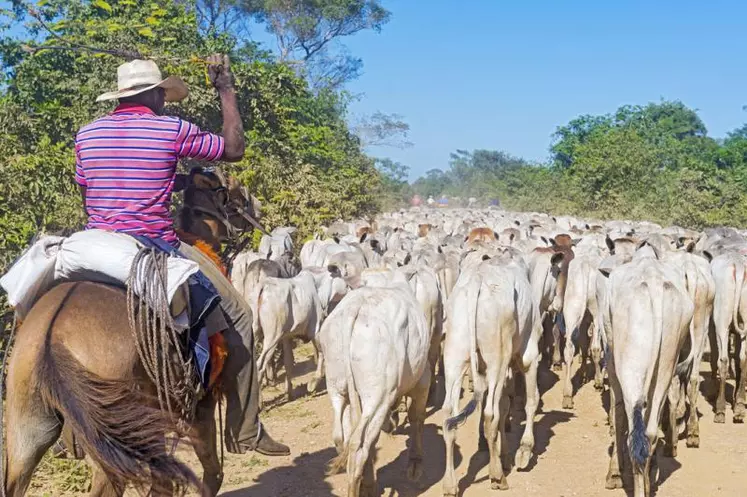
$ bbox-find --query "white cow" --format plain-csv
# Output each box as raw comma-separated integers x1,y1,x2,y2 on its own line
320,284,432,497
442,254,542,494
709,252,747,424
253,267,345,401
560,246,604,408
601,251,693,497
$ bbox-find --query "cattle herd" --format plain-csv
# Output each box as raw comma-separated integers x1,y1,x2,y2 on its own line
229,208,747,497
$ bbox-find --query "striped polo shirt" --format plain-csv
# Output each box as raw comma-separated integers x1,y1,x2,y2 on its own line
75,103,225,245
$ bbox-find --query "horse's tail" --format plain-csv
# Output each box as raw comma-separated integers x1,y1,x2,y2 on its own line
37,336,202,494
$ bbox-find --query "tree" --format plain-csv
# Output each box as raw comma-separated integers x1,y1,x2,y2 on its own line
0,0,382,273
353,111,412,148
246,0,389,88
552,100,708,169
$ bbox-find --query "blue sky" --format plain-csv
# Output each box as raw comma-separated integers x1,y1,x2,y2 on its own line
334,0,747,179
5,1,746,180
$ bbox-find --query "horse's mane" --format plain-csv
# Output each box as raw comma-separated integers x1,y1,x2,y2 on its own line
175,229,228,277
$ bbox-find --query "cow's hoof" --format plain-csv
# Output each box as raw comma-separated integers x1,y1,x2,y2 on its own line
594,378,604,391
443,484,458,497
664,445,677,458
686,434,700,448
490,476,509,490
733,404,746,423
407,458,423,481
605,474,623,490
514,445,532,470
714,412,726,424
552,363,563,372
562,396,574,410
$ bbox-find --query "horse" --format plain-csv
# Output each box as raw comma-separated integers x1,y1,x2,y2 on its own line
3,167,259,497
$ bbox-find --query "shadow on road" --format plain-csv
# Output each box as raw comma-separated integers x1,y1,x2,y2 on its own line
221,447,338,497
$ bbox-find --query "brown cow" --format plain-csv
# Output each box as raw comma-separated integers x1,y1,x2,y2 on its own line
418,223,433,238
465,227,498,246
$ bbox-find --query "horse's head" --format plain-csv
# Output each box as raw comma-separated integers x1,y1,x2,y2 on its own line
177,167,262,250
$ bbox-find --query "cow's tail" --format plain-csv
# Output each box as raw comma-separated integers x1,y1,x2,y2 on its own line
732,260,747,334
446,275,483,431
675,266,698,378
629,401,649,470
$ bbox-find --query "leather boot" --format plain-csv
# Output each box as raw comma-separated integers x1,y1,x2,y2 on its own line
254,428,290,456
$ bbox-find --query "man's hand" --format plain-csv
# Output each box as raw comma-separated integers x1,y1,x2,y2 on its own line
207,54,233,92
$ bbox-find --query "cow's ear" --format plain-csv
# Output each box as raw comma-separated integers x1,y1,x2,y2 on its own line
540,236,549,246
327,264,342,277
404,253,412,265
481,254,491,261
702,250,713,263
598,268,612,279
549,238,558,247
394,227,399,232
333,236,341,244
437,245,443,254
550,252,564,266
605,235,615,254
685,241,696,253
359,232,368,244
514,220,521,226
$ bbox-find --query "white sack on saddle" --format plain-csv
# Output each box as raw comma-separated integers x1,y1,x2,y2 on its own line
0,235,65,320
55,230,200,306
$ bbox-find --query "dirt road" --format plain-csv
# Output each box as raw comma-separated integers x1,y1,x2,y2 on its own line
30,342,746,496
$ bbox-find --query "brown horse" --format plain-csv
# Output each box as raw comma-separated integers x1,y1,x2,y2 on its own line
3,168,257,497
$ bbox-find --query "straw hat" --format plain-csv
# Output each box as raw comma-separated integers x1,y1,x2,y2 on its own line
96,59,188,102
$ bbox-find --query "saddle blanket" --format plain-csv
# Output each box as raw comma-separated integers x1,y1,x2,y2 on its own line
1,230,199,320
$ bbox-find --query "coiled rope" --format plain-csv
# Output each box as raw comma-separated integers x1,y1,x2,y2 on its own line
127,248,201,427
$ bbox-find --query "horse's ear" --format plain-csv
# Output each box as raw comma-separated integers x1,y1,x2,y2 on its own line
191,169,214,189
174,173,189,192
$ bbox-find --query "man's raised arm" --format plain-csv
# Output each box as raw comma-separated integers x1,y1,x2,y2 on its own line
207,54,245,162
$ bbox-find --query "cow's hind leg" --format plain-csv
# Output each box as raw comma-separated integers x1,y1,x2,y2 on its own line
406,368,431,482
4,371,62,496
485,371,509,490
591,320,605,390
515,356,539,470
551,318,563,371
442,351,468,497
282,338,296,402
347,405,389,497
734,335,747,423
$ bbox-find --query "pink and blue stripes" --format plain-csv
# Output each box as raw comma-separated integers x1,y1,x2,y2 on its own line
75,103,225,245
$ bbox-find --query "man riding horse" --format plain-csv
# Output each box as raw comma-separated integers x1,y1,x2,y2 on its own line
70,54,288,456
